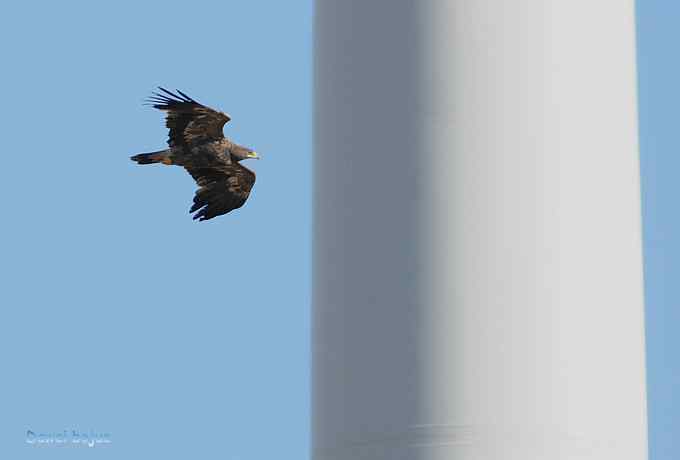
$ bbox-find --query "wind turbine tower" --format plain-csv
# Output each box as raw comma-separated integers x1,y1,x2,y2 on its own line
313,2,648,459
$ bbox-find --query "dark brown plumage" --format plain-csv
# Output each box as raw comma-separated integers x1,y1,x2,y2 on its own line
131,87,259,221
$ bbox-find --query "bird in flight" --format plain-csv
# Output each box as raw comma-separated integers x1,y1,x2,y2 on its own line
131,87,259,221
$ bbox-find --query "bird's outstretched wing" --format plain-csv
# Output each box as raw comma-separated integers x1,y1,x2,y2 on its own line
185,163,256,221
147,87,231,147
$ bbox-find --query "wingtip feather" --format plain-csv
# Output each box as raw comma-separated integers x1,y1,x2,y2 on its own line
147,87,199,110
175,89,196,103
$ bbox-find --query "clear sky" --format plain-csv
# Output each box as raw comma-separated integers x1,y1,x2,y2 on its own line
638,2,680,459
0,1,678,460
0,1,311,459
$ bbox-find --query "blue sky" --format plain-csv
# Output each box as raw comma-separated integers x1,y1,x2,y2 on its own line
638,2,680,459
0,1,677,459
0,1,311,459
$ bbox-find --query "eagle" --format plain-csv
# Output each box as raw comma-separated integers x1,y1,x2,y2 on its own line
131,87,259,221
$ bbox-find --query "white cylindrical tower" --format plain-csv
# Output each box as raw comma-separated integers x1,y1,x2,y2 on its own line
313,1,648,460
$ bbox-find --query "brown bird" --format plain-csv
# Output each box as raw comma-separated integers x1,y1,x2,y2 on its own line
131,87,259,221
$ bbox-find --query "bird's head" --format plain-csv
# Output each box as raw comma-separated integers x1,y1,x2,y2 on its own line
232,145,260,162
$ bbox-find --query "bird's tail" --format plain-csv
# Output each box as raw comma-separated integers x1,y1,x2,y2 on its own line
130,149,172,165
